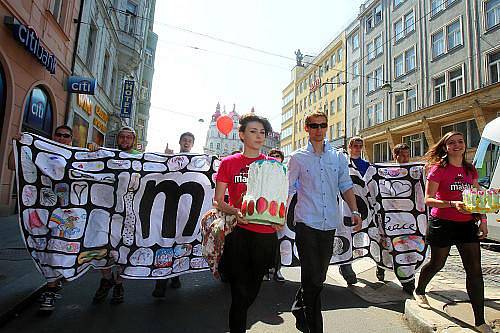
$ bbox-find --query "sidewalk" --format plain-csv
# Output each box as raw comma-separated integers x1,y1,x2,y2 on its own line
0,214,46,326
404,246,499,333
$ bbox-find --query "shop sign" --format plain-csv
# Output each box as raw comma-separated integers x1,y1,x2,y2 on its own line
68,76,96,95
120,80,134,118
77,94,92,115
93,117,107,133
95,105,109,123
8,19,57,74
309,78,321,93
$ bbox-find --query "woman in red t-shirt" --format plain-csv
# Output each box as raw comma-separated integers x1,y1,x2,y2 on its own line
414,131,492,333
214,113,280,333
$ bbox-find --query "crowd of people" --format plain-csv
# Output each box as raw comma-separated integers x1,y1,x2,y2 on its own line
9,110,494,333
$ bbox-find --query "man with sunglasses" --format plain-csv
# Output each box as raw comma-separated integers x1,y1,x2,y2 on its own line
8,125,74,314
288,112,362,333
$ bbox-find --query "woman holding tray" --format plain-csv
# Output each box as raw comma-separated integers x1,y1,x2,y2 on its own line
213,113,282,333
414,131,493,333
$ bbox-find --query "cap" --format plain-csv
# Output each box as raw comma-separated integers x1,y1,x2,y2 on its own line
118,126,136,136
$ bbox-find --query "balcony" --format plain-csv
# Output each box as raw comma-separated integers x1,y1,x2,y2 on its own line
117,30,143,71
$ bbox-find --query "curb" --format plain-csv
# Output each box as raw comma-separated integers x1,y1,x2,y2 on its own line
0,282,47,327
404,299,476,333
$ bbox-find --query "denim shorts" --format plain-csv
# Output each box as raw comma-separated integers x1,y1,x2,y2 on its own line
425,216,479,247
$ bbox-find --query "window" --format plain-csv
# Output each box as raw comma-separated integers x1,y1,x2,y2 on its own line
405,47,416,71
126,1,138,34
330,99,335,114
336,121,343,138
434,75,446,103
441,120,480,148
217,143,220,149
281,126,293,139
145,49,154,66
86,22,97,69
338,48,343,62
432,30,445,58
394,20,403,42
489,51,500,84
352,87,359,106
368,42,375,61
431,0,446,16
486,0,500,30
395,93,405,116
366,15,374,32
407,88,416,113
375,102,383,124
350,117,359,136
447,20,462,50
404,11,415,33
367,106,375,127
353,61,359,79
395,54,404,77
330,53,336,66
373,142,389,162
102,52,110,93
374,4,383,25
324,103,328,114
394,0,405,7
374,66,383,89
449,68,463,97
375,35,383,56
330,126,335,140
403,133,428,157
50,0,63,23
367,73,375,92
22,86,53,137
337,96,343,112
352,33,359,50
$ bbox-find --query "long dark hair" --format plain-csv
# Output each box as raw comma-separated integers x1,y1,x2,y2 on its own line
423,131,474,175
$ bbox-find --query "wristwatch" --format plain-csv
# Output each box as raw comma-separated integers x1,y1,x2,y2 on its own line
351,210,361,217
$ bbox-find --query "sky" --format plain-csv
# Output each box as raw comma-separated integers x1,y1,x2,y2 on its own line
147,0,366,153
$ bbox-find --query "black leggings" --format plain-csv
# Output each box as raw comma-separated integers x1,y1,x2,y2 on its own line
415,243,485,326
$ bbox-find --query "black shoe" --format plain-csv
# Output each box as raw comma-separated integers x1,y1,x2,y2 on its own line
152,280,167,298
339,264,358,285
170,276,181,289
274,270,285,282
376,267,385,281
39,291,59,313
93,278,114,304
402,281,415,295
110,283,124,304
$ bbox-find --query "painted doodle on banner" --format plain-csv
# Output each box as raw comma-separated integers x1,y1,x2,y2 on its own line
14,133,218,282
279,161,428,283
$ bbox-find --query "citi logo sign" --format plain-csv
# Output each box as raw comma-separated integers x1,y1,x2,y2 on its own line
68,76,96,95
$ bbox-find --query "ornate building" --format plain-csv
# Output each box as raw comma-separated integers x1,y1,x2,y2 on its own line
203,103,280,157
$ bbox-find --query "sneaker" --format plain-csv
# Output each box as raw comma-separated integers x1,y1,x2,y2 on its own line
39,291,59,313
413,291,431,309
274,270,285,282
339,264,357,285
402,281,415,295
170,276,181,289
110,283,124,304
376,267,385,281
152,280,167,298
93,278,114,304
475,323,494,333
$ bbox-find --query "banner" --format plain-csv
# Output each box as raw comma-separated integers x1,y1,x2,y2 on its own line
14,133,218,282
279,161,428,283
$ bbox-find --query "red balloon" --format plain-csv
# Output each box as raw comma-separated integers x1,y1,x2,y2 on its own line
216,115,233,136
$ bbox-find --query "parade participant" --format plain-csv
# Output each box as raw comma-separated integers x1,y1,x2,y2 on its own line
265,148,286,282
338,137,370,285
93,126,140,305
413,132,493,333
9,125,97,313
288,111,362,333
213,113,280,333
152,132,195,297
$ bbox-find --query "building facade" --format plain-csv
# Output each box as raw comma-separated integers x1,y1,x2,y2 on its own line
280,34,347,157
0,0,82,214
204,103,279,157
68,0,157,152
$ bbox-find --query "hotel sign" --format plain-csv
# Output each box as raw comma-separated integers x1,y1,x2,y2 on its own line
120,80,134,118
6,18,57,74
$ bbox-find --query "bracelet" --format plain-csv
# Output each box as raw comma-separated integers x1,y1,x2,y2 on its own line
351,210,361,217
448,200,454,208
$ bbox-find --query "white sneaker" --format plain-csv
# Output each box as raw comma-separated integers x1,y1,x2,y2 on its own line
475,323,494,333
413,291,431,309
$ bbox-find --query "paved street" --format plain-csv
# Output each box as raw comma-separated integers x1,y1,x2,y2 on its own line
2,266,411,333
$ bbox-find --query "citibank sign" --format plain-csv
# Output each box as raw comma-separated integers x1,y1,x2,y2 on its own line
6,18,57,74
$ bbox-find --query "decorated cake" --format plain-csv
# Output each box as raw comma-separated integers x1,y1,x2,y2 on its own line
241,159,288,225
463,188,500,213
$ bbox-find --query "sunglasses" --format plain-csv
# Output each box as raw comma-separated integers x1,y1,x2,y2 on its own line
55,133,72,138
270,154,281,158
307,123,328,129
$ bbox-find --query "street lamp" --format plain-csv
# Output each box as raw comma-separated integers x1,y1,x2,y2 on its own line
381,82,411,94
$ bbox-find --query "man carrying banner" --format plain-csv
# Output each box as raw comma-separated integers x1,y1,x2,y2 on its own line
288,111,362,333
152,132,195,297
93,126,139,305
338,136,370,285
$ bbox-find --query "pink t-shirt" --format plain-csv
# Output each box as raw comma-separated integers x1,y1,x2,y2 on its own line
215,153,275,234
427,164,478,222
